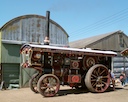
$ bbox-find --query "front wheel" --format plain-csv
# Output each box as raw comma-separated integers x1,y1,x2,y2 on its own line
37,74,60,97
29,72,42,93
85,64,110,93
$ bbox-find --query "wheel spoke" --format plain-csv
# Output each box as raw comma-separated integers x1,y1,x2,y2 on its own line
96,82,103,87
94,69,99,76
91,79,97,82
101,80,109,86
96,83,104,92
95,86,98,91
41,86,47,90
99,69,106,75
91,73,97,78
92,81,98,87
43,84,56,96
47,88,55,95
102,75,109,79
48,77,52,83
43,78,48,83
98,67,100,74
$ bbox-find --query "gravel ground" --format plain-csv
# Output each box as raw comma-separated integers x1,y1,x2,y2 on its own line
0,84,128,102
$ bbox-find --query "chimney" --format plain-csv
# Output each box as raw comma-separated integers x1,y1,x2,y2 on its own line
44,11,50,45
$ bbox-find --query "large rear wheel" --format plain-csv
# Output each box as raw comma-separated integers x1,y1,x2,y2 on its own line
37,74,60,97
85,64,110,93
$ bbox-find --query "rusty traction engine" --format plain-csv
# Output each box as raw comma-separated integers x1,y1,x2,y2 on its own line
20,44,117,97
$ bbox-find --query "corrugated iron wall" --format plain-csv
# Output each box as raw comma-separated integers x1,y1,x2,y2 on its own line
87,33,119,51
113,53,128,78
1,15,69,45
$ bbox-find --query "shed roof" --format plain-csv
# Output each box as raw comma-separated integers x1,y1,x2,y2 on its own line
0,14,69,45
0,14,69,37
69,30,123,48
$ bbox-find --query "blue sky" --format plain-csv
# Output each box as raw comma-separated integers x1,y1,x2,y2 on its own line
1,0,128,42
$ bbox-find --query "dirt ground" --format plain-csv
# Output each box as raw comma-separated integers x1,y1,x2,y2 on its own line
0,84,128,102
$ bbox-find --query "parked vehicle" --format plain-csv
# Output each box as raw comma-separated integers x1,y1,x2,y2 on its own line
20,44,117,97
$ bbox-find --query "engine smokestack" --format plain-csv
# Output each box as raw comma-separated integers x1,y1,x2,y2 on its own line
44,11,50,45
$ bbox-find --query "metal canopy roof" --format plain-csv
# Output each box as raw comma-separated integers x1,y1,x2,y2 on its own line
21,44,117,56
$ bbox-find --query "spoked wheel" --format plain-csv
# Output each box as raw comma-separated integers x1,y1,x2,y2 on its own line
83,56,97,70
37,74,60,97
85,64,110,93
29,73,42,93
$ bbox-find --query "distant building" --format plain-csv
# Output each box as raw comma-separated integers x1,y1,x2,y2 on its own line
69,30,128,78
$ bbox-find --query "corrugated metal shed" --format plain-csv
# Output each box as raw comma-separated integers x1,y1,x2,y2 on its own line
70,30,128,51
0,14,69,88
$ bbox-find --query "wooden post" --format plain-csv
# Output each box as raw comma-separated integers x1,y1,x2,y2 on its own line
0,81,6,90
0,31,1,64
123,56,126,71
0,31,2,84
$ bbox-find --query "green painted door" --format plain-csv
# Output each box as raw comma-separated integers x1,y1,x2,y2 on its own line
2,63,20,88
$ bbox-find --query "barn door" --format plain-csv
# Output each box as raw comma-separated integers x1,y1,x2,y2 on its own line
21,68,37,88
2,63,20,88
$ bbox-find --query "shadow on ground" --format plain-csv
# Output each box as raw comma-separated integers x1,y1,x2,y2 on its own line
57,86,124,97
57,88,89,96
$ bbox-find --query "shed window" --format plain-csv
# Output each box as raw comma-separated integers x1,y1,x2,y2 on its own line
119,34,124,47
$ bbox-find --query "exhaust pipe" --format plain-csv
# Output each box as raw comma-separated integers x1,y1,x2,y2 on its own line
44,11,50,45
44,11,50,68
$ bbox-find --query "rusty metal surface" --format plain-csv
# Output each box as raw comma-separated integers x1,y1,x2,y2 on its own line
1,15,69,45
